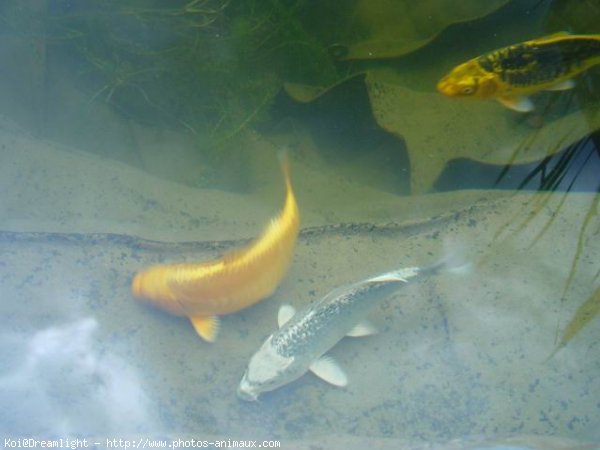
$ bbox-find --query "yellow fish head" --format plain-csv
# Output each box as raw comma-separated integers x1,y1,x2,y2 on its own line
437,60,498,99
131,266,186,316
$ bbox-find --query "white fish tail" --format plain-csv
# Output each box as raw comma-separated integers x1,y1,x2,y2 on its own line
423,241,472,276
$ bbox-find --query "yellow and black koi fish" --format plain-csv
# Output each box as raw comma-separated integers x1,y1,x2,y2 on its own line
437,33,600,112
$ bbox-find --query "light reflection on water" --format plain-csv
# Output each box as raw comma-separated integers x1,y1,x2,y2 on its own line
0,318,155,437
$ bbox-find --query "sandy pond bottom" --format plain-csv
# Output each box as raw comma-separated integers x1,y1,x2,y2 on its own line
0,124,598,449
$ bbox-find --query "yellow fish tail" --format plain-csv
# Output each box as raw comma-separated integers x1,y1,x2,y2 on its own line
278,150,293,193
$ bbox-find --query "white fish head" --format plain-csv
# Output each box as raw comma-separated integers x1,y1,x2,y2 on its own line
237,336,294,401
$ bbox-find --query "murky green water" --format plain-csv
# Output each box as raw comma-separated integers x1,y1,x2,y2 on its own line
0,1,599,449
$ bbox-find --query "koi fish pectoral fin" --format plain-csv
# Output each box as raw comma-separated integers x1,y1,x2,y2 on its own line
277,304,296,328
309,355,348,387
497,95,535,112
346,320,378,337
189,315,220,343
545,79,575,91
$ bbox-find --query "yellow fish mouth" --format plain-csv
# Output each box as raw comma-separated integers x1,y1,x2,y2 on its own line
436,76,477,97
131,268,186,316
237,379,259,401
131,272,143,297
436,77,455,96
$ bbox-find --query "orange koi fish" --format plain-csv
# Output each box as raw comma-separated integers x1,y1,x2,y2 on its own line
131,154,299,342
437,33,600,112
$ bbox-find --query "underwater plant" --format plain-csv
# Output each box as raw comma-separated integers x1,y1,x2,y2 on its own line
32,0,341,149
494,135,599,356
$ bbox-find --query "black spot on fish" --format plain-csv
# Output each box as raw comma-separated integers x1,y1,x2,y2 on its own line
477,38,600,87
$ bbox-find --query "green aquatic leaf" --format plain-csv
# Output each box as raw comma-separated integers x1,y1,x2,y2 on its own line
283,73,366,103
282,68,600,194
554,286,600,353
545,0,600,35
365,69,600,193
328,0,510,60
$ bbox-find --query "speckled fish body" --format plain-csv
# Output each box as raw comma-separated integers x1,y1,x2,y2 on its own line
437,33,600,111
238,264,442,401
131,154,299,342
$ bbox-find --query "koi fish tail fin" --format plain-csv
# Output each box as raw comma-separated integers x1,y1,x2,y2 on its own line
427,240,473,276
277,148,292,191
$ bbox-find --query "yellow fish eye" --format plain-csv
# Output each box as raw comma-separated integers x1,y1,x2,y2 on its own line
461,85,476,95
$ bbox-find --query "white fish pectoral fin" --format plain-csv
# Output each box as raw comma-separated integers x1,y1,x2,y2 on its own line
189,315,220,343
277,304,296,328
309,355,348,387
545,79,575,91
497,95,534,112
347,320,378,337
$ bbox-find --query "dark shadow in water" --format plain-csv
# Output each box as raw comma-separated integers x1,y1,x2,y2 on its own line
265,75,411,195
434,131,600,193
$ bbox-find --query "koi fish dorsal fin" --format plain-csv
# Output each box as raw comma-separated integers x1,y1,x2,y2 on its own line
221,247,248,265
530,31,571,45
309,355,348,387
543,31,571,38
189,315,220,342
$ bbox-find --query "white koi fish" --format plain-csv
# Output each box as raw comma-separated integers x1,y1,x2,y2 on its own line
238,257,466,401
